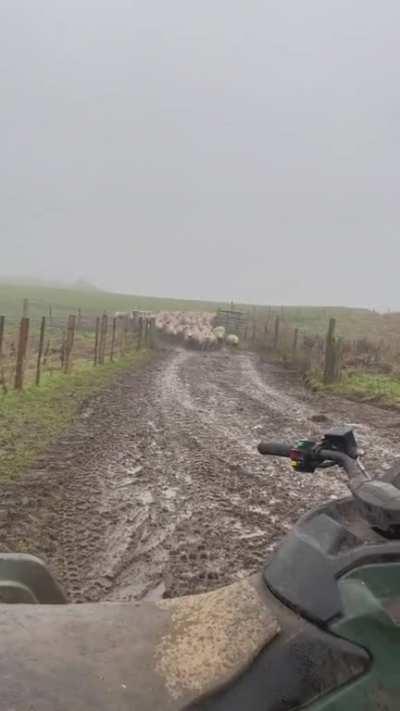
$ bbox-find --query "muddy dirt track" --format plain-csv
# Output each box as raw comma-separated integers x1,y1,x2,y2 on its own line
1,347,400,602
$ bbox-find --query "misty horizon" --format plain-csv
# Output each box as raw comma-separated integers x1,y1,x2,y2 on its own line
0,273,394,314
1,1,399,311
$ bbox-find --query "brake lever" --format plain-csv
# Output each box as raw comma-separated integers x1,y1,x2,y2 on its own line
317,461,337,470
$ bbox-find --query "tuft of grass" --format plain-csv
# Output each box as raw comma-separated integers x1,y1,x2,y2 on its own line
321,371,400,409
0,350,152,480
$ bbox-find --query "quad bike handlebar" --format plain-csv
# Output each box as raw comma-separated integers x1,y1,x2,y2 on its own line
258,427,400,536
257,440,363,480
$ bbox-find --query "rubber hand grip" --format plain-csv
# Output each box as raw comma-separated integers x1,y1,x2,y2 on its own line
258,442,291,457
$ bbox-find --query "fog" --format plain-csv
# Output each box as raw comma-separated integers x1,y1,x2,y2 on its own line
1,1,399,308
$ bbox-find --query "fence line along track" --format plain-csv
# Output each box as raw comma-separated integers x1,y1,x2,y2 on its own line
0,305,156,392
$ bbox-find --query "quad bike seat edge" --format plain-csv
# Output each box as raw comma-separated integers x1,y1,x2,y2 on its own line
0,558,279,711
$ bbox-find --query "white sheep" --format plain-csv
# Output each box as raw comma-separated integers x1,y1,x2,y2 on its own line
213,326,226,341
226,334,240,347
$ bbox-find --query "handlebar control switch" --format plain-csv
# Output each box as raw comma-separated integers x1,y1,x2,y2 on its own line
320,427,358,459
290,440,319,473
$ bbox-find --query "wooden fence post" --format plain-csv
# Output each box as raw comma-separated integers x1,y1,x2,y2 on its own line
145,319,151,347
64,315,76,374
125,315,130,349
14,317,30,390
334,337,343,381
323,318,337,384
273,316,280,351
36,316,46,385
22,299,29,318
60,330,66,370
0,315,7,394
0,316,4,364
94,317,100,366
43,339,50,367
99,313,108,365
137,317,143,350
121,315,129,354
149,317,156,348
292,328,299,360
48,305,53,326
77,308,82,330
110,317,117,362
252,319,257,344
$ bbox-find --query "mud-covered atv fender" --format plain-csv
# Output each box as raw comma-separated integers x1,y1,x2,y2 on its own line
0,559,279,711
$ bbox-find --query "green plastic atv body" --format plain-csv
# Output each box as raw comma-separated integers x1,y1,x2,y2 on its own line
311,563,400,710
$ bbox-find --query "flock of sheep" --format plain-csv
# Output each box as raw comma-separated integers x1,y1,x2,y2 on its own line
155,312,240,350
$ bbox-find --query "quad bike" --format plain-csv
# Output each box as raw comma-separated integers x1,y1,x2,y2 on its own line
1,427,400,710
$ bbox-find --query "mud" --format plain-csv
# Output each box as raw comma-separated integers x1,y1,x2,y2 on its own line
1,347,400,602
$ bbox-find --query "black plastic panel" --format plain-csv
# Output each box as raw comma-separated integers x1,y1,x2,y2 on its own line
264,499,400,626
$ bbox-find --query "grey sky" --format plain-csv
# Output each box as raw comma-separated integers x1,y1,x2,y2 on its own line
1,1,399,308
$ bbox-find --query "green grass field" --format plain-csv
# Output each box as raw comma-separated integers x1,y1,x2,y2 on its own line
0,283,227,328
327,371,400,409
1,281,398,342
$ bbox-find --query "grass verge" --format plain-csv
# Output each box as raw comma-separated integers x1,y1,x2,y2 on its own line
0,350,153,480
310,370,400,409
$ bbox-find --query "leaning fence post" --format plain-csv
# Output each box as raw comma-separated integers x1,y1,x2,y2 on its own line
137,317,143,350
0,316,7,394
14,317,30,390
0,316,4,361
36,316,46,385
110,317,117,362
94,317,100,366
323,318,337,384
292,328,299,360
273,316,280,351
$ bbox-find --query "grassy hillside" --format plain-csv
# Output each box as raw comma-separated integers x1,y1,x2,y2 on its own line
0,283,225,327
0,281,398,342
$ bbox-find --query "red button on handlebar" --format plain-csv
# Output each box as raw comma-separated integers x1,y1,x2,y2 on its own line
289,449,303,462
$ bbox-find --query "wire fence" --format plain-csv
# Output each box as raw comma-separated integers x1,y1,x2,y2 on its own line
0,307,156,393
242,311,400,385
